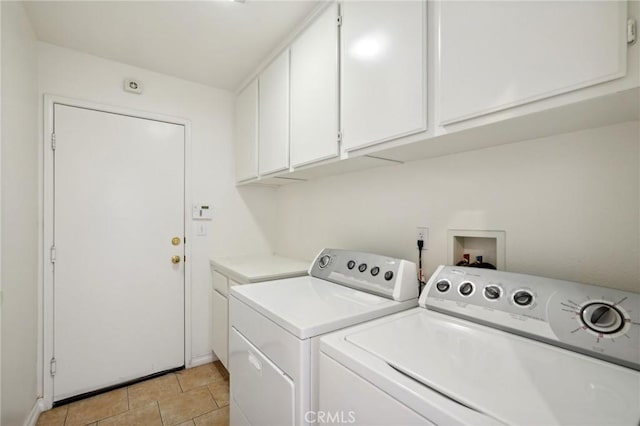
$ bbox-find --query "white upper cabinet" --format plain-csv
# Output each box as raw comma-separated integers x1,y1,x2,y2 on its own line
259,50,291,176
290,3,340,168
341,1,427,153
438,1,628,125
235,79,259,182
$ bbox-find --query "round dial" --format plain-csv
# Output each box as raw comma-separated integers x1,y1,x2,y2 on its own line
358,263,367,273
347,260,356,270
384,271,394,281
483,285,501,300
513,290,533,306
318,255,331,269
459,281,474,296
580,303,625,334
370,266,380,276
435,280,451,293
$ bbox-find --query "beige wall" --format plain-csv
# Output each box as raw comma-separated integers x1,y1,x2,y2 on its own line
1,1,40,424
37,42,278,369
275,121,640,293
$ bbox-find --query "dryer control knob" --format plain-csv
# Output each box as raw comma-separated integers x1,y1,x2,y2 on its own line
513,290,533,306
484,285,501,300
318,255,331,269
435,280,451,293
581,303,625,334
459,282,474,296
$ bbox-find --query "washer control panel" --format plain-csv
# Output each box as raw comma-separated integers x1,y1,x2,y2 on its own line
422,265,640,370
309,248,418,302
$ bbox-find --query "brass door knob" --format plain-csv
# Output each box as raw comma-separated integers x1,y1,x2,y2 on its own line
171,237,181,246
171,255,181,264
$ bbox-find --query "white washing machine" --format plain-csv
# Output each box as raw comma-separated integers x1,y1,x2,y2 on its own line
229,248,419,426
319,265,640,425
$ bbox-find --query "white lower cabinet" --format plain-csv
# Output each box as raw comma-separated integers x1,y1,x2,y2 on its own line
211,290,228,368
209,255,309,370
211,270,239,370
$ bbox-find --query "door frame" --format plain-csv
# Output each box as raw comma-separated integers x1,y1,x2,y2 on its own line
40,94,193,409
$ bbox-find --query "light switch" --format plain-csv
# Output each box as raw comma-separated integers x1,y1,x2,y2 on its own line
195,222,207,236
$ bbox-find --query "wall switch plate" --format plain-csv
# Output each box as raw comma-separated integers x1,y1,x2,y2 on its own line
195,222,207,236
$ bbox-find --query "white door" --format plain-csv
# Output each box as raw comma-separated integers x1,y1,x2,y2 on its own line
52,104,185,401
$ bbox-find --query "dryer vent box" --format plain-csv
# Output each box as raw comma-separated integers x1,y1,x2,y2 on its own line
447,229,505,270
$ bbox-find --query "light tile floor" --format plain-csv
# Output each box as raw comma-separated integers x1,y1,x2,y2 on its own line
37,362,229,426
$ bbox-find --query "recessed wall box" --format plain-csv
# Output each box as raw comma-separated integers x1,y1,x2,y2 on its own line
192,204,213,220
447,229,505,270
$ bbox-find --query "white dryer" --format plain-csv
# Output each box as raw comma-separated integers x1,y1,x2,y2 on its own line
229,248,419,426
319,265,640,425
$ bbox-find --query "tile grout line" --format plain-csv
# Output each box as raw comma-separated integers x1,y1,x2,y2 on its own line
156,400,166,426
205,384,220,410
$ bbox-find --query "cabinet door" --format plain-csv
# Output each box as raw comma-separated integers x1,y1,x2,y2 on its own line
212,289,229,369
341,1,426,152
290,3,339,168
439,1,627,125
259,50,290,176
235,80,259,182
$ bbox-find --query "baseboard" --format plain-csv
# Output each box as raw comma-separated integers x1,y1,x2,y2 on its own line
189,352,215,368
24,398,47,426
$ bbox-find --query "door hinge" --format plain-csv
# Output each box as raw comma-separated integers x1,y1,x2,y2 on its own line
184,255,186,263
184,237,186,245
337,15,342,27
628,19,637,44
50,245,56,264
337,131,342,143
51,133,56,151
50,358,57,376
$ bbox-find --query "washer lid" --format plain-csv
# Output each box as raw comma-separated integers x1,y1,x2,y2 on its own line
344,309,640,426
230,276,417,339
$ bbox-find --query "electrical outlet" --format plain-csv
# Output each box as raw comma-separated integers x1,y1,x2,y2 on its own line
416,227,428,247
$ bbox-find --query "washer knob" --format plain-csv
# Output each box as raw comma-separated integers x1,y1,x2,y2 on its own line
459,282,474,296
370,266,380,276
347,260,356,270
318,255,331,269
358,263,367,273
384,271,394,281
513,290,533,306
581,303,624,334
484,285,501,300
435,280,451,293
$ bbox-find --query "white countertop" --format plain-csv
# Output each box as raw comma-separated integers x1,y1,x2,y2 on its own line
209,254,310,284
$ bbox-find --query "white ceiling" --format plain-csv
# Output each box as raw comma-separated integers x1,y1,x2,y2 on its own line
24,0,322,91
